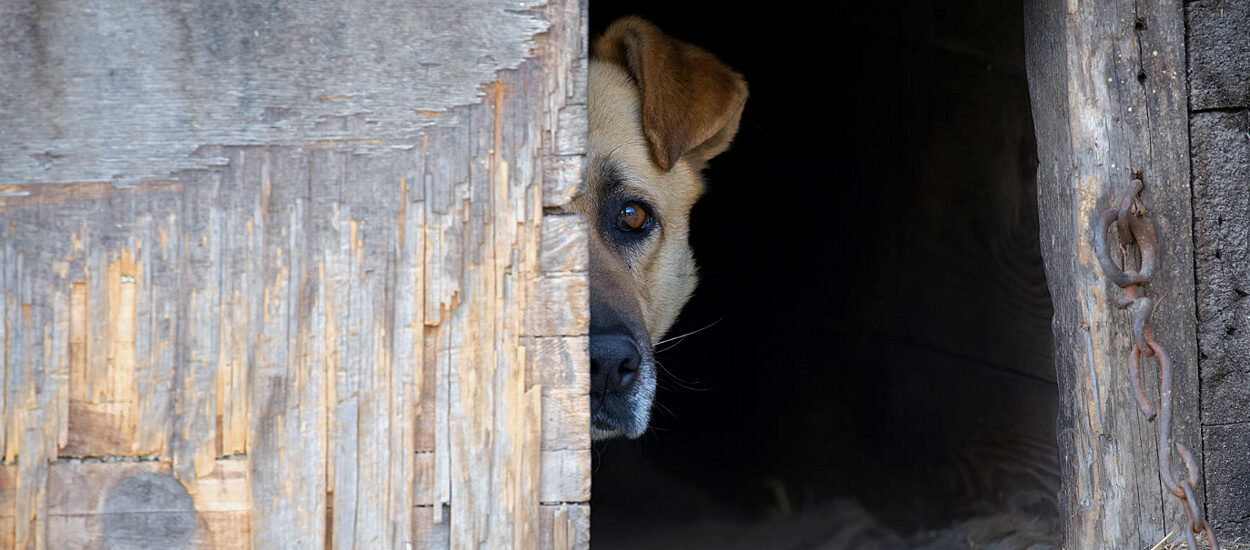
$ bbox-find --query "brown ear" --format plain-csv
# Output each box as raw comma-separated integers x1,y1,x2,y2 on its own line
594,17,748,172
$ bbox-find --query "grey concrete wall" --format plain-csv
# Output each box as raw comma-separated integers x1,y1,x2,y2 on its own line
1187,0,1250,538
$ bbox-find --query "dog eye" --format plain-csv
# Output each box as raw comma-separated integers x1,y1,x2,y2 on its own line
617,202,649,231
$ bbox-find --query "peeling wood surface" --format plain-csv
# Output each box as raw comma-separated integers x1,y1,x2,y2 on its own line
0,0,552,185
1024,0,1203,547
0,0,589,548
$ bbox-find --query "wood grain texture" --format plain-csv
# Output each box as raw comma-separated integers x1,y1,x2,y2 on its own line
1024,0,1204,547
0,466,15,548
0,0,552,185
0,0,589,548
539,504,590,550
46,460,249,550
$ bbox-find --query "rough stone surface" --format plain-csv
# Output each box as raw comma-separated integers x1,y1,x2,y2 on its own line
1191,111,1250,426
1203,423,1250,536
1188,23,1250,536
1187,0,1250,110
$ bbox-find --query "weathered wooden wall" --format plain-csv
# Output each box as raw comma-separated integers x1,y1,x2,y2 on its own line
1024,0,1205,547
0,1,590,548
1187,0,1250,539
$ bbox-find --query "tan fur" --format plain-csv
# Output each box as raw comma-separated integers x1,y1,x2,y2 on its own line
578,17,747,439
594,17,749,173
581,60,703,342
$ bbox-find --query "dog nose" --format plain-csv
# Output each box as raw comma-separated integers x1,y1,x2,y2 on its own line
590,333,641,393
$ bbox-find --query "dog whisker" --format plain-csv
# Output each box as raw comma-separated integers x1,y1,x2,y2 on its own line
654,379,689,395
656,375,701,393
654,316,724,353
652,399,677,419
654,360,711,392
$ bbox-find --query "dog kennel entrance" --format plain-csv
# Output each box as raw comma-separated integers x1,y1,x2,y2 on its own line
590,0,1221,548
590,0,1060,545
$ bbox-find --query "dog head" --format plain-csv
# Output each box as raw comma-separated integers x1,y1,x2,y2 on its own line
579,17,747,439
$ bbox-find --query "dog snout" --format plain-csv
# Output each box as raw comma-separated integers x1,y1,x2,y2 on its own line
590,332,641,394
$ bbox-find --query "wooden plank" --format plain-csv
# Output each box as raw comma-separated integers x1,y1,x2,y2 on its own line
1,1,590,548
539,504,590,550
428,0,588,545
444,80,508,548
525,337,590,390
325,148,416,549
414,452,436,506
528,332,591,501
48,512,249,550
46,460,249,550
324,146,362,549
393,165,427,547
540,450,591,504
214,147,257,460
528,275,591,337
0,465,15,548
540,387,591,452
132,192,182,459
412,505,451,548
543,157,585,209
0,0,555,186
58,188,183,458
1023,0,1203,547
244,146,328,549
539,215,590,274
2,182,179,547
5,202,60,549
174,165,223,483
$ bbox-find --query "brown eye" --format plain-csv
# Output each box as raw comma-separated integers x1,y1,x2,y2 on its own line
617,202,649,231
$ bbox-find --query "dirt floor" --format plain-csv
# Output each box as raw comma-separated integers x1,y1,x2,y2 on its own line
590,442,1059,550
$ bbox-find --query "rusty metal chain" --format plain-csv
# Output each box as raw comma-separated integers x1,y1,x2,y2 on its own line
1092,178,1220,550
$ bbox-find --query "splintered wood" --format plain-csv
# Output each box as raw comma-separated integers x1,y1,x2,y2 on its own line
0,0,589,548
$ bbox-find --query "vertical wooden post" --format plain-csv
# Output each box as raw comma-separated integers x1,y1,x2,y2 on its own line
1024,0,1203,547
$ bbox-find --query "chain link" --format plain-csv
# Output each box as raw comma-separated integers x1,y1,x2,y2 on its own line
1092,178,1220,550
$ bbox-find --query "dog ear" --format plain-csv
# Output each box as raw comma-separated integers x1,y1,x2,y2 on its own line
595,17,748,172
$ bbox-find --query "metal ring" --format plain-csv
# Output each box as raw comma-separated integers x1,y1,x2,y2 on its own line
1127,345,1157,420
1176,442,1201,489
1093,209,1148,287
1117,178,1143,247
1131,296,1153,356
1181,481,1206,533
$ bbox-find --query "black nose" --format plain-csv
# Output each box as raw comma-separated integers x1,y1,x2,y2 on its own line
590,332,641,394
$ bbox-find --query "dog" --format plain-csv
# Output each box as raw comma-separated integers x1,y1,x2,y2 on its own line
576,17,747,440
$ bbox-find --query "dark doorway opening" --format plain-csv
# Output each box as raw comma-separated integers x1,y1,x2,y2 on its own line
589,1,1059,547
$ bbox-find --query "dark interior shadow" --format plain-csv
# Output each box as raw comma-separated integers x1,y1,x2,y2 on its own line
589,1,1059,547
